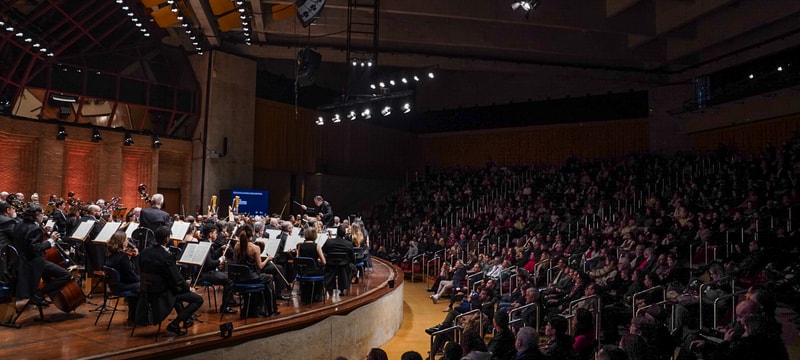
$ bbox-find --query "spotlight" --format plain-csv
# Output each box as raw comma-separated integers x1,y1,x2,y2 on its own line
361,109,371,119
124,131,134,146
511,0,540,18
347,110,356,120
777,66,783,72
370,84,376,90
316,116,325,126
427,72,435,79
367,61,372,67
379,82,385,88
402,103,411,113
152,135,162,149
331,114,341,123
413,75,420,82
360,62,365,67
56,126,68,140
381,106,391,117
389,80,396,86
352,60,357,66
401,77,408,84
748,74,754,79
91,128,102,142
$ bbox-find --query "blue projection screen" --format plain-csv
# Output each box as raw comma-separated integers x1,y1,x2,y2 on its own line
231,189,269,216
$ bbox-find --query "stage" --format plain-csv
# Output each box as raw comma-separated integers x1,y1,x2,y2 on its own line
0,259,403,360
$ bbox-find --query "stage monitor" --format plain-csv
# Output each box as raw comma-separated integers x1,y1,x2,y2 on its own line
230,189,269,216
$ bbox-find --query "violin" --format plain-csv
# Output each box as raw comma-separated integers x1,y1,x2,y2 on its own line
124,243,138,258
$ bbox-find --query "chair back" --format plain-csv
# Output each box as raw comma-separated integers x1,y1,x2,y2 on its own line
102,265,121,292
326,252,350,266
294,257,320,275
354,247,365,262
227,263,252,283
131,227,155,250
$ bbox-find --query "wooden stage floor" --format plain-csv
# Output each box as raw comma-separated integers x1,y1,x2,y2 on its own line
0,259,398,360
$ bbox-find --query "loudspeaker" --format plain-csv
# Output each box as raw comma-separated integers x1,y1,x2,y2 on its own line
295,0,326,27
297,48,322,87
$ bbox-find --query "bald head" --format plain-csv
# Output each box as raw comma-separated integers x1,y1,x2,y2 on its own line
735,300,759,325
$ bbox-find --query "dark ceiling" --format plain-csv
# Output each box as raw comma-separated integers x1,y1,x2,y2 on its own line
3,0,800,132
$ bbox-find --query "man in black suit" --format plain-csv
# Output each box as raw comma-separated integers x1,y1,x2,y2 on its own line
13,204,71,305
137,226,203,336
139,194,172,246
51,200,69,238
301,195,334,227
266,221,293,300
80,204,105,275
322,225,355,294
197,223,236,314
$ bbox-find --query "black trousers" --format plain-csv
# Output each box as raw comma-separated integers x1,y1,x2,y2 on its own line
171,291,203,326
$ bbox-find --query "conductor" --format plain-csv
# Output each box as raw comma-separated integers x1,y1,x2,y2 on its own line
301,196,334,227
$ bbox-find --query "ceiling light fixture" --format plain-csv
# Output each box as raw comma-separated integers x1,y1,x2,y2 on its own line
511,1,541,18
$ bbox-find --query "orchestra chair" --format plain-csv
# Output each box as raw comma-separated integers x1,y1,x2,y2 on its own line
197,277,219,311
353,248,367,280
226,263,268,325
131,227,155,252
293,257,326,305
130,272,169,341
1,245,45,327
95,266,138,330
325,252,352,293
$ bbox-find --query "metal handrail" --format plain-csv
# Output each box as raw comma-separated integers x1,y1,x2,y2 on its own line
713,289,746,329
429,324,462,359
547,266,561,285
631,286,665,318
568,294,601,340
499,266,517,296
426,256,441,288
699,276,735,330
508,302,539,331
410,254,426,282
468,272,484,291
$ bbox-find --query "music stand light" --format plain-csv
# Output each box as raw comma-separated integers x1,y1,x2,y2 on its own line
219,322,233,337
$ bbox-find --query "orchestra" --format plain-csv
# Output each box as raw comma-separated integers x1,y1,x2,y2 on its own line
0,190,356,335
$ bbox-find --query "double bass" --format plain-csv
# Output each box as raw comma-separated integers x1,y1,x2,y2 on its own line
41,224,86,313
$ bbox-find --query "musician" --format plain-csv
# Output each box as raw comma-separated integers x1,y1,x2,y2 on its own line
137,226,203,335
301,195,334,227
13,203,72,306
0,201,17,248
104,231,140,321
322,225,355,295
51,200,69,238
232,224,278,316
268,221,294,299
81,204,105,275
139,193,172,239
197,223,237,314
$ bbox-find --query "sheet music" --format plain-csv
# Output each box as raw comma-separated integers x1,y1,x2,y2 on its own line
285,234,303,252
170,221,192,241
291,227,300,237
315,232,328,248
70,220,96,241
178,241,211,266
264,229,281,239
124,222,139,239
257,238,281,258
93,222,122,244
45,220,55,230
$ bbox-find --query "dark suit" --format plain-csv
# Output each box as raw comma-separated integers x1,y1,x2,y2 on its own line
137,245,202,326
305,201,334,227
105,252,140,321
198,239,234,307
13,220,71,299
322,236,355,291
139,206,172,237
79,215,104,274
52,209,68,237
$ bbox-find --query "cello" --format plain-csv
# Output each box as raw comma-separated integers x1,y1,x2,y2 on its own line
40,225,86,313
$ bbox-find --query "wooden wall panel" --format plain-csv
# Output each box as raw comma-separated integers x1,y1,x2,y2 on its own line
692,114,800,155
419,119,648,167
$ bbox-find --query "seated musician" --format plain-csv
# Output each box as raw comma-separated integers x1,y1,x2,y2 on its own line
13,204,72,306
232,224,278,316
137,226,203,336
297,227,326,302
197,223,236,314
322,225,355,295
104,231,140,321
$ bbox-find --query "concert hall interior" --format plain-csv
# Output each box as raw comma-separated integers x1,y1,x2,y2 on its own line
2,1,800,359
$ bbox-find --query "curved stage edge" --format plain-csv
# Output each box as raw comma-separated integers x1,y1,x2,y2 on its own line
88,258,403,360
0,259,402,360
